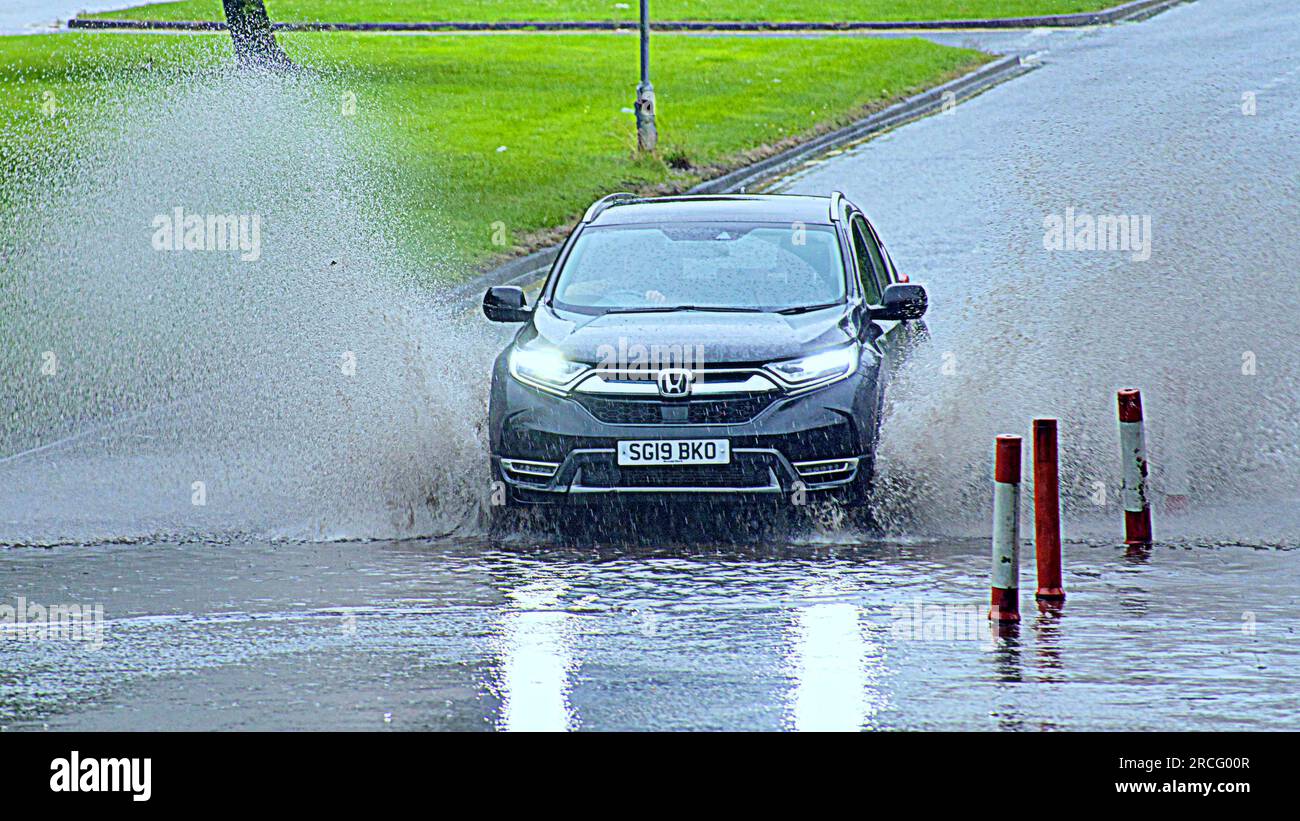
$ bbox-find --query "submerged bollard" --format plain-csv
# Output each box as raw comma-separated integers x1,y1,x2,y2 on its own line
1033,419,1065,601
1117,389,1153,545
990,435,1021,623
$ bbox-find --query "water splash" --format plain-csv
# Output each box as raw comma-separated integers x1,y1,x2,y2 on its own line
0,54,497,545
870,184,1300,544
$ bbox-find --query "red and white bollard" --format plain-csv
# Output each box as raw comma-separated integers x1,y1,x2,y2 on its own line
1117,389,1153,545
1033,419,1065,601
990,435,1021,623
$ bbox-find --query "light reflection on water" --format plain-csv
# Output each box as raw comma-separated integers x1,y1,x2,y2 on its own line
781,574,886,732
493,575,580,732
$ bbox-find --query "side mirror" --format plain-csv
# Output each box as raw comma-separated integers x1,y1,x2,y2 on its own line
874,283,927,321
483,286,532,323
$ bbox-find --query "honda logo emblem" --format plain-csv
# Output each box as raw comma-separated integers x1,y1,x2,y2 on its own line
656,368,694,398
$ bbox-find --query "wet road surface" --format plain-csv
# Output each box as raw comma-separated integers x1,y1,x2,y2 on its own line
3,0,1299,730
3,537,1296,731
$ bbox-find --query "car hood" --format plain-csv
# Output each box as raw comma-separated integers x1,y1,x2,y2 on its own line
527,304,855,366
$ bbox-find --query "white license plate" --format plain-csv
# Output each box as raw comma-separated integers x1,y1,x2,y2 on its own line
617,439,731,466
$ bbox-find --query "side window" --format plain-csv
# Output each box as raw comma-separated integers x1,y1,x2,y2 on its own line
870,225,898,285
849,215,884,305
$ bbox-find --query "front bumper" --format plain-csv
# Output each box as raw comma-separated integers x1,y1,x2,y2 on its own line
489,367,878,503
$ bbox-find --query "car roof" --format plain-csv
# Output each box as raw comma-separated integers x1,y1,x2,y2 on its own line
586,194,837,227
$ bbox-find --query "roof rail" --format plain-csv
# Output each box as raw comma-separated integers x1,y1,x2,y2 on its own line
582,192,639,223
828,191,844,222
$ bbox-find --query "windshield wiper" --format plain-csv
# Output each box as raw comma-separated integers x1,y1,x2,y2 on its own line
604,304,766,314
775,302,843,315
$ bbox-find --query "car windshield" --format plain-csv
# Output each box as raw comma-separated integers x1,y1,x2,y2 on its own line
550,222,846,313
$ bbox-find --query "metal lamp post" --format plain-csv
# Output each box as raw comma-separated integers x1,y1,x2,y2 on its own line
635,0,658,152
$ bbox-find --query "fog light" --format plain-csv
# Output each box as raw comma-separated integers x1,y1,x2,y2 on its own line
501,458,560,480
793,458,858,482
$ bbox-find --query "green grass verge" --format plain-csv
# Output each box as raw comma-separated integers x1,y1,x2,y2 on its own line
0,31,987,274
88,0,1118,24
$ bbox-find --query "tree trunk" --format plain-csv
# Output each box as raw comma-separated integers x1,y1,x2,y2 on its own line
222,0,293,71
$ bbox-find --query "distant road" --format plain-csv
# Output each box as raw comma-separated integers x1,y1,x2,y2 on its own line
0,1,149,35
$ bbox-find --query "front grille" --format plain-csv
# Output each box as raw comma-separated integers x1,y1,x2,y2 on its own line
579,462,773,489
575,396,661,425
687,395,776,424
575,394,777,425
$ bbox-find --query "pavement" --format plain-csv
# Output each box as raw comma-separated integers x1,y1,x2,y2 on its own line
2,0,1298,731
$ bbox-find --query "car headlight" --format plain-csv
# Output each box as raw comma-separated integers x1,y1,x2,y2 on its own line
509,346,588,393
766,343,859,389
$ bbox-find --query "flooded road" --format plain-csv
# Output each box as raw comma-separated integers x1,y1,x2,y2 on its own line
2,537,1295,731
2,0,1299,730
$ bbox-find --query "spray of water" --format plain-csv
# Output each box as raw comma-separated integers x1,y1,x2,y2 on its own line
0,52,497,545
871,168,1300,545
